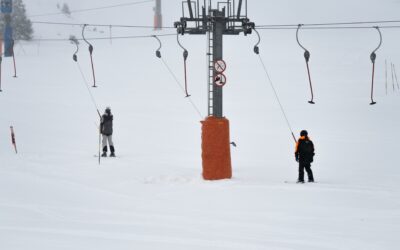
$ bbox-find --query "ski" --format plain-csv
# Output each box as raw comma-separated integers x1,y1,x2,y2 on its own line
284,181,317,184
94,155,119,158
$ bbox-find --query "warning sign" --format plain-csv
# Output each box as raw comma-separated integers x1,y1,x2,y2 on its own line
215,74,227,87
214,59,227,73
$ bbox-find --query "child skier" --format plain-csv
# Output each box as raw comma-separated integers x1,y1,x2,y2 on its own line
295,130,315,183
100,107,115,157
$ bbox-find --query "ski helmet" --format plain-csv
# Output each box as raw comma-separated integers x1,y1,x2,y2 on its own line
105,106,111,114
300,130,308,137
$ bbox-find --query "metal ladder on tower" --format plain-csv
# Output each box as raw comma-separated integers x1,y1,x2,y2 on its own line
207,22,214,116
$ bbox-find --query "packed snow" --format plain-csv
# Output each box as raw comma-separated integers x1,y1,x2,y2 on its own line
1,0,400,249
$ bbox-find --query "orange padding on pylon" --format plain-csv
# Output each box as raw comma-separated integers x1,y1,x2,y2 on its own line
201,116,232,180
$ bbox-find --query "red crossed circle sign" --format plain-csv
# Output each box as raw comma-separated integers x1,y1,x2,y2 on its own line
214,59,227,73
215,73,227,87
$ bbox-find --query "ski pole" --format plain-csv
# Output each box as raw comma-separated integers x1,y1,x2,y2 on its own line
10,126,17,154
97,111,101,165
98,120,101,165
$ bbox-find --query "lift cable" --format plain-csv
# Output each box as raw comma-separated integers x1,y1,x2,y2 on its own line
31,20,400,30
176,33,191,97
253,28,297,143
152,36,203,119
296,24,315,104
24,33,176,42
256,20,400,28
29,0,154,17
31,21,176,29
82,24,97,87
369,26,382,105
255,25,400,30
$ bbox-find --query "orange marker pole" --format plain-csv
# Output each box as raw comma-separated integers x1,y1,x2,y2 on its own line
10,126,17,154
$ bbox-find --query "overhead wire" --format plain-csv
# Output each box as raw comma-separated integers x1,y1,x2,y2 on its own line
29,21,400,37
29,0,154,17
30,21,175,29
255,25,400,30
256,20,400,28
30,20,400,30
25,33,177,42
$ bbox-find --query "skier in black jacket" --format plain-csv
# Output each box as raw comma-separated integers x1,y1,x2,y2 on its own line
100,107,115,157
295,130,315,183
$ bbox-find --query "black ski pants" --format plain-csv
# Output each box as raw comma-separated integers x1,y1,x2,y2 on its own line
298,162,314,182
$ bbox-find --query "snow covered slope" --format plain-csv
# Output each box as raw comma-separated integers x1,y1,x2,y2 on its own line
1,0,400,249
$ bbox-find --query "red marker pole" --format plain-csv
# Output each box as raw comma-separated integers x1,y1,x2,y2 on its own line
10,126,17,154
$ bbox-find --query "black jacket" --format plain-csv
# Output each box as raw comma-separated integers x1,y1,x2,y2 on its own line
295,136,315,164
100,114,113,136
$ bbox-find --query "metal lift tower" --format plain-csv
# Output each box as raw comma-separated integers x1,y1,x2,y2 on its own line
174,0,254,180
1,0,13,57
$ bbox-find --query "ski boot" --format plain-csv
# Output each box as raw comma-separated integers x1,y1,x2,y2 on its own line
109,146,116,157
101,146,107,157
